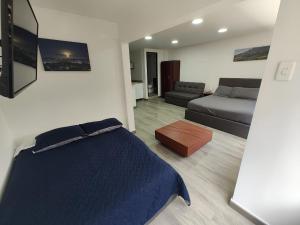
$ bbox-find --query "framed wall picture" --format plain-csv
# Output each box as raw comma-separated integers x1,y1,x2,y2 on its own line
39,38,91,71
234,46,270,62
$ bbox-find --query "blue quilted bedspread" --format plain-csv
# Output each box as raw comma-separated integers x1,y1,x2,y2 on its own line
0,127,190,225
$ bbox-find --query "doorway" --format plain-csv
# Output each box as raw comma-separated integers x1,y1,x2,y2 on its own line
146,52,158,97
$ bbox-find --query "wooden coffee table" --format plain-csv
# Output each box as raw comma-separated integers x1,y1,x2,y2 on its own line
155,120,212,157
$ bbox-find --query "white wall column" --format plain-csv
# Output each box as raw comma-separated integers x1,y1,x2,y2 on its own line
121,43,136,132
232,1,300,224
0,109,14,199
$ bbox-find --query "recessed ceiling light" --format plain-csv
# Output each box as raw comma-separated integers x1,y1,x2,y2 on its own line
145,36,152,40
192,18,204,25
218,28,228,33
171,40,179,44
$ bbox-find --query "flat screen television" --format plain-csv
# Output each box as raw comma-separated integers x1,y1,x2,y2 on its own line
0,0,38,98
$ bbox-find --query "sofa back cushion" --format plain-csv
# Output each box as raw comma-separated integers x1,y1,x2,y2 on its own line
175,82,205,94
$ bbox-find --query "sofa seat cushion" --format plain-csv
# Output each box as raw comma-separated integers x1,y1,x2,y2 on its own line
166,91,200,100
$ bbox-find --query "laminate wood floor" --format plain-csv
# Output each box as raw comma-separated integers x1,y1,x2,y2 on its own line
134,97,253,225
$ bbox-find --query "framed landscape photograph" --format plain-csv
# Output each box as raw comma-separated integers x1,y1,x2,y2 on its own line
234,46,270,62
39,38,91,71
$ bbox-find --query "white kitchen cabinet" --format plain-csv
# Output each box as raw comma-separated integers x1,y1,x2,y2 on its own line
132,82,144,107
132,82,144,99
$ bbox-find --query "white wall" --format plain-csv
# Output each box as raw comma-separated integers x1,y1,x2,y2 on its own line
0,109,14,197
0,0,12,198
232,0,300,224
0,7,129,146
168,31,273,91
120,0,242,42
121,43,135,132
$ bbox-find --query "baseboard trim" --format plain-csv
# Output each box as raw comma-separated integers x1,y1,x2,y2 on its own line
229,199,268,225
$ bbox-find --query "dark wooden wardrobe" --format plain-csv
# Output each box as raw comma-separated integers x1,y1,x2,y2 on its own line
161,60,180,97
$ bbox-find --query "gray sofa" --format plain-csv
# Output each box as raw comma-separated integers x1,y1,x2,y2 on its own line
165,81,205,107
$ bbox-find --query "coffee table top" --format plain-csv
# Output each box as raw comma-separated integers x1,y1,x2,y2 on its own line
155,120,212,148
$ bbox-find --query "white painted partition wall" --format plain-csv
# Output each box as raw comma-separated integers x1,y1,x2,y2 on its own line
121,43,136,132
232,0,300,224
0,109,14,197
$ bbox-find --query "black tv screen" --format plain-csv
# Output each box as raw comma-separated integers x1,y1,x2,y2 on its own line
13,25,38,69
0,0,38,98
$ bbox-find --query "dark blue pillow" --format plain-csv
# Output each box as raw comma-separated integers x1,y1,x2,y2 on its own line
80,118,123,136
33,125,86,154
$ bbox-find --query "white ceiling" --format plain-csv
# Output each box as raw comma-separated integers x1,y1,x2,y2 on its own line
30,0,227,41
31,0,218,24
129,0,281,50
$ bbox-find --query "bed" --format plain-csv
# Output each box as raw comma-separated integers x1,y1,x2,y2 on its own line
185,78,262,139
0,119,190,225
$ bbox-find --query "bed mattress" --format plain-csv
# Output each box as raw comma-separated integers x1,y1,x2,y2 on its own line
188,95,256,125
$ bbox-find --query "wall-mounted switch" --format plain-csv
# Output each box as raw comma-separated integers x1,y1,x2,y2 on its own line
275,61,297,81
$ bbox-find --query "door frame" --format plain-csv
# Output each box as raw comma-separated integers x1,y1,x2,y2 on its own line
146,51,158,97
143,48,168,99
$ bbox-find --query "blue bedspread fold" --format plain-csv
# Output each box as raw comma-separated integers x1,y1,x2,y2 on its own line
0,127,190,225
